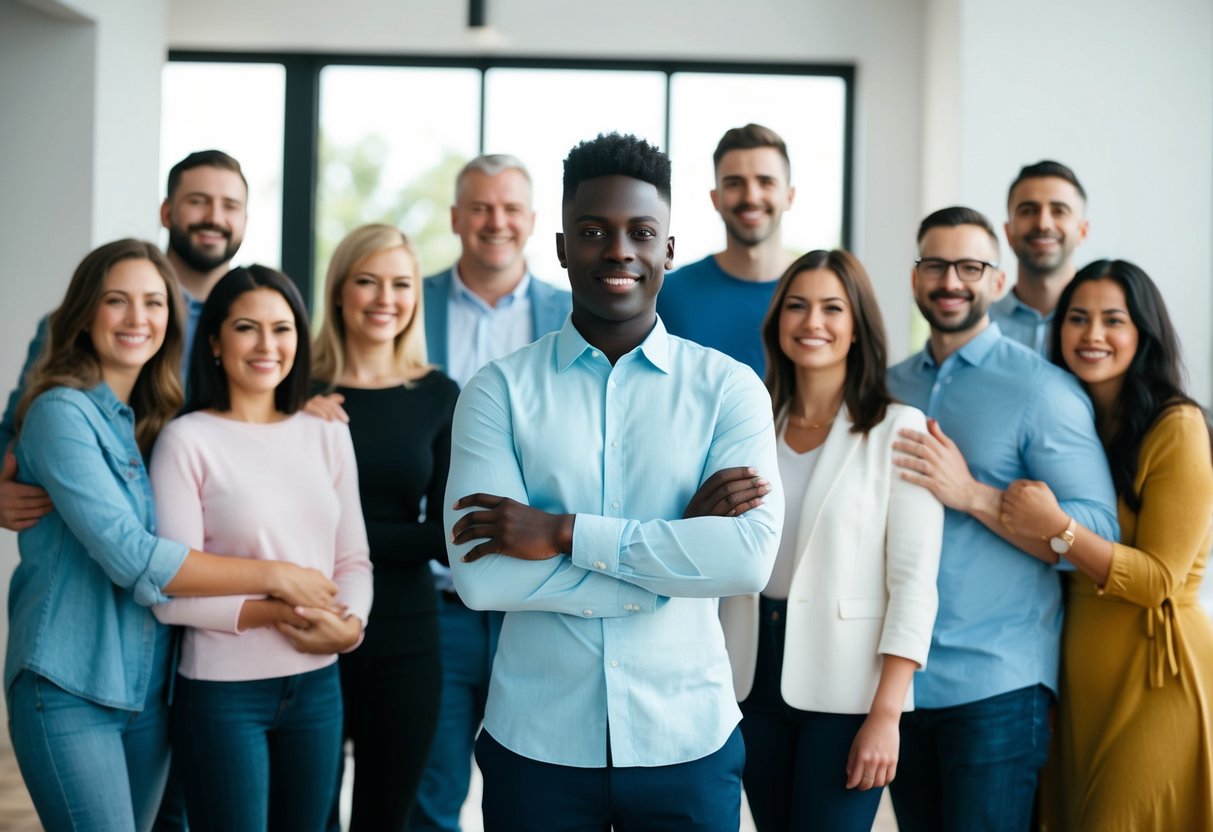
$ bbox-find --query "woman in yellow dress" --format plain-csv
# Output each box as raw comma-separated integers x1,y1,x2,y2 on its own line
998,259,1213,831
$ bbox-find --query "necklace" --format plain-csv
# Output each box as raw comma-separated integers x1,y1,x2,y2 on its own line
787,410,839,430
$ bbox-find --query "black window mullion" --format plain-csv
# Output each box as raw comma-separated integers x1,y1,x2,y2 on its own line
280,56,320,310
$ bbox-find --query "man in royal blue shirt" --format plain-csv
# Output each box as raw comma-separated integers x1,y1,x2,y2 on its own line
657,124,797,378
886,206,1118,831
445,133,782,831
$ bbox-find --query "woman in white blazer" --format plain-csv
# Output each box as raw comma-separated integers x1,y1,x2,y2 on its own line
721,249,944,831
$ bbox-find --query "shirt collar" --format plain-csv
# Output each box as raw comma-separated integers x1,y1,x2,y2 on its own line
450,263,532,311
83,381,131,421
1000,288,1052,322
917,321,1004,370
554,316,672,375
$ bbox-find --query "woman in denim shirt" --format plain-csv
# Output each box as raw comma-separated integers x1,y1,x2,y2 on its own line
5,240,340,832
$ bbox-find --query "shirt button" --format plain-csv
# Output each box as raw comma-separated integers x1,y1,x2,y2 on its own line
593,561,607,570
583,608,593,616
591,350,601,358
610,660,619,668
611,441,619,448
945,376,953,384
611,501,620,510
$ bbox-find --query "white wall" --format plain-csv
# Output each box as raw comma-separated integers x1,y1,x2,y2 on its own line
0,0,167,746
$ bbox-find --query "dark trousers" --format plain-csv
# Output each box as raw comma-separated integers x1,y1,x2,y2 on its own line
889,683,1052,832
172,664,344,832
327,647,443,832
740,596,884,832
475,728,745,832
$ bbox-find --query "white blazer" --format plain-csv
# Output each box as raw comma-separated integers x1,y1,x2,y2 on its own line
720,403,943,714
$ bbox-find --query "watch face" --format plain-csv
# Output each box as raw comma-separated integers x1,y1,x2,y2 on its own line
1050,534,1073,555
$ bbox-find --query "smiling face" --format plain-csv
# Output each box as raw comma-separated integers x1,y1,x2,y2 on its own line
557,175,674,336
211,287,298,410
710,147,795,248
90,258,171,386
161,165,248,273
913,224,1005,335
1059,278,1138,404
451,168,536,277
1004,176,1088,278
778,267,854,378
340,246,418,348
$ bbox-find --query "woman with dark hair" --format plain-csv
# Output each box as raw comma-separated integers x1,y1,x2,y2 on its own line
6,243,338,831
312,224,457,831
149,265,373,831
720,249,943,830
996,260,1213,830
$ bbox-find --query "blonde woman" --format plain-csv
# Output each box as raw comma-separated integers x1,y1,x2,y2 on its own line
314,224,459,830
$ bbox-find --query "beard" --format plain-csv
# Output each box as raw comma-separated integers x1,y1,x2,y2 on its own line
721,204,778,247
1013,233,1071,275
917,288,991,334
167,222,242,273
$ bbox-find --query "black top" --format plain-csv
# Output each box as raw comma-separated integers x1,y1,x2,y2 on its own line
331,370,459,657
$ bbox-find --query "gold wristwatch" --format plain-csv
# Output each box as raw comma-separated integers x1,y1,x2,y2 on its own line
1049,516,1077,555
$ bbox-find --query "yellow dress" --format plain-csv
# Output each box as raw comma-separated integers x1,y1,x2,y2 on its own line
1043,405,1213,831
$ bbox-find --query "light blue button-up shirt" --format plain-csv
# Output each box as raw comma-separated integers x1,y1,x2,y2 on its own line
6,383,189,710
887,323,1117,709
445,265,534,389
990,289,1052,355
446,317,782,767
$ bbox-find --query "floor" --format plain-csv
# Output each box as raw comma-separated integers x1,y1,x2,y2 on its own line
0,743,898,831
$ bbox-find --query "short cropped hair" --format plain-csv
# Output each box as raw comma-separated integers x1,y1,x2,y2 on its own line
916,206,1001,255
186,265,311,416
562,133,671,205
455,154,532,203
1007,160,1086,205
712,123,790,177
166,150,248,200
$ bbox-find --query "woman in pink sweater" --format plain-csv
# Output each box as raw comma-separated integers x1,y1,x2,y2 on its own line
150,265,373,832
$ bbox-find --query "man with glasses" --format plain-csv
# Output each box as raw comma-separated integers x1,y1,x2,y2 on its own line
991,161,1090,354
885,206,1117,832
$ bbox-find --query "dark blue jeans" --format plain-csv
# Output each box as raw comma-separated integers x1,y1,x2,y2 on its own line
171,664,343,832
475,728,745,832
740,596,884,831
889,684,1052,832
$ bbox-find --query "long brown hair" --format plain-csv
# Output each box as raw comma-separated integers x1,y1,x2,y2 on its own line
761,249,893,435
16,239,184,455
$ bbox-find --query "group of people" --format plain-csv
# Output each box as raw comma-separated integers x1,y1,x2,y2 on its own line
0,122,1208,832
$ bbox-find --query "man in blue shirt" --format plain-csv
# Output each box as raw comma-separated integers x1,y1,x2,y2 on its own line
445,133,781,831
0,149,248,533
886,206,1117,831
990,161,1090,354
411,154,571,832
657,124,797,378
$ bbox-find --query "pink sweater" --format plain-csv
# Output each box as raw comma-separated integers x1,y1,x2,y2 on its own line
150,411,373,681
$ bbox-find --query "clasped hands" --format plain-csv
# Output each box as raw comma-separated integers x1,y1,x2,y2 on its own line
892,419,1067,538
451,466,772,564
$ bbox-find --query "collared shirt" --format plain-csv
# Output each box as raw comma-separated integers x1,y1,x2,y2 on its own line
445,265,534,388
446,317,782,767
887,323,1118,708
6,383,188,710
990,289,1052,355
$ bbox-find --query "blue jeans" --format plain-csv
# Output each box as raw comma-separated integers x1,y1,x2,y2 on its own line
890,684,1053,832
7,627,173,832
740,597,884,831
476,728,744,832
410,594,502,832
171,664,343,832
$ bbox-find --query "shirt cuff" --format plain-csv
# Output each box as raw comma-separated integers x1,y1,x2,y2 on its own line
570,513,626,576
132,539,190,607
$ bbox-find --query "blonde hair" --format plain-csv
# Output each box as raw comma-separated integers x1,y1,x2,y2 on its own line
313,223,429,386
16,239,184,455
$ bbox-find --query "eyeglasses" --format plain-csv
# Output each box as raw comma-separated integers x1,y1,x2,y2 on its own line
913,258,998,283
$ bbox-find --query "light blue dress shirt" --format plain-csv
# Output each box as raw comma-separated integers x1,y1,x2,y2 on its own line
445,265,534,389
990,289,1052,355
446,317,782,768
5,383,188,710
887,323,1118,709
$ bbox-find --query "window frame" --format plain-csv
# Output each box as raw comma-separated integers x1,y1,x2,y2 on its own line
168,50,856,308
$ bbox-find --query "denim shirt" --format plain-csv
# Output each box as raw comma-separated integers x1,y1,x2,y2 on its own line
5,383,189,710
